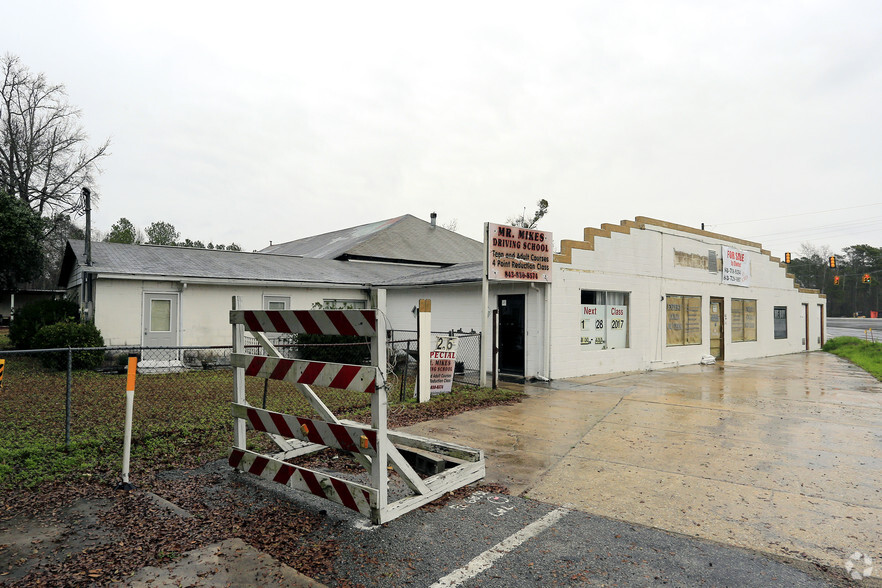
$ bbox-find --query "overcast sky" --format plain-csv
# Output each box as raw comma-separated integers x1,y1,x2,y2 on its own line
7,1,882,256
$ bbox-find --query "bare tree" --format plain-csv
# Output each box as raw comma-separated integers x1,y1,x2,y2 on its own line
0,54,110,224
442,218,458,232
507,199,549,229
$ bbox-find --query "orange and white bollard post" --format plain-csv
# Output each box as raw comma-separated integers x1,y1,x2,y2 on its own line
0,359,5,390
117,355,138,490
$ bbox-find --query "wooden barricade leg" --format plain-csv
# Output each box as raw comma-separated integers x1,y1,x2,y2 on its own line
232,296,246,450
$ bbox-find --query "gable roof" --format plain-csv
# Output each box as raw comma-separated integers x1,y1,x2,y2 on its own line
60,240,420,287
260,214,482,266
377,261,483,287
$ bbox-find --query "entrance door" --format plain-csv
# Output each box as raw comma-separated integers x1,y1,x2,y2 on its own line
819,304,825,345
710,297,724,360
497,294,525,375
143,293,179,347
803,303,810,350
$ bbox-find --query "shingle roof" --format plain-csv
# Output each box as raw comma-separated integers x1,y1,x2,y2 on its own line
61,241,421,286
260,214,482,265
377,261,483,287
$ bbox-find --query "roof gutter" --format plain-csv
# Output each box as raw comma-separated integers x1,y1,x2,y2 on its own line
88,273,371,290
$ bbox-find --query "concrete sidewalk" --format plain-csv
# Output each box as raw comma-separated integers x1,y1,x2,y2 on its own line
402,352,882,579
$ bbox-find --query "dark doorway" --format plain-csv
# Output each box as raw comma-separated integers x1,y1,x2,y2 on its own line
498,294,525,375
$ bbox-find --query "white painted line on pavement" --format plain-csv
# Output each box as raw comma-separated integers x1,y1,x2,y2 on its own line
429,507,570,588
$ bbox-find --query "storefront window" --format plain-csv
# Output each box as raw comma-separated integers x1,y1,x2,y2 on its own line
580,290,629,349
732,299,757,342
667,295,701,346
774,306,788,339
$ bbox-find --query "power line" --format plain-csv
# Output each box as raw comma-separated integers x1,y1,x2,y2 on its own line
707,202,882,228
744,216,882,240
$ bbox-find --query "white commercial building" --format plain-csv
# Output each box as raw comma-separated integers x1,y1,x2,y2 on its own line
382,217,825,380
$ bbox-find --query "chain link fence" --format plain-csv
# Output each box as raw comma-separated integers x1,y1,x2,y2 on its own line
0,330,481,456
387,330,482,402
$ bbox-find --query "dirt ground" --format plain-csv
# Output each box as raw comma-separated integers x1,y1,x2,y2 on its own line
0,455,500,587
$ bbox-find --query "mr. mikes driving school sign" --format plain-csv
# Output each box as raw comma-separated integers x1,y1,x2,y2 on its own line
487,223,553,282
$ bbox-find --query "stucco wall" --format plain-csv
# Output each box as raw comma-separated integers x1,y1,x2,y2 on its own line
550,223,826,378
93,278,369,346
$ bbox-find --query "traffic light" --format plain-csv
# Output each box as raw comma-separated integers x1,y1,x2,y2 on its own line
834,275,840,286
863,273,871,284
784,252,791,263
829,256,836,268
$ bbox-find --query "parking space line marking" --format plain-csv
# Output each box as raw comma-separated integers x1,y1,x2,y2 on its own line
429,507,570,588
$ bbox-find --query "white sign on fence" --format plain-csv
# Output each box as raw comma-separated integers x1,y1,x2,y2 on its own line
429,335,459,394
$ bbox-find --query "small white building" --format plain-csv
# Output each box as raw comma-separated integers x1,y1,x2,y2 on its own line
59,214,824,379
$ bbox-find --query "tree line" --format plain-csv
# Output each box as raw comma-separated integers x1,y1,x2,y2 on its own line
788,244,882,317
103,217,241,251
0,54,245,293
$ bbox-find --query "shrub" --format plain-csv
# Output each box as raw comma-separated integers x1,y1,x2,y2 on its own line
9,298,80,349
296,333,372,366
31,321,105,370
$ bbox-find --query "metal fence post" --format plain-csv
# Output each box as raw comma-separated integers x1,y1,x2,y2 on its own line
65,347,72,448
401,340,411,402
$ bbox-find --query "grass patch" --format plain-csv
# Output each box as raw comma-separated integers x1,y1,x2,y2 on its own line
823,336,882,380
0,356,523,489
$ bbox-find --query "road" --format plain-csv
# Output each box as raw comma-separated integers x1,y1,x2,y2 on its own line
827,317,882,340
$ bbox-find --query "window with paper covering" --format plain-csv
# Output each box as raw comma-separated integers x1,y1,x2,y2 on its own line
666,295,701,346
732,299,757,342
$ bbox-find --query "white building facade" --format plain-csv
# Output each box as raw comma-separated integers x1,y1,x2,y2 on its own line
384,217,825,380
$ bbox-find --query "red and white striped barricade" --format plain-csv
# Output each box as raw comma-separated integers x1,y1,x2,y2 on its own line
229,296,485,524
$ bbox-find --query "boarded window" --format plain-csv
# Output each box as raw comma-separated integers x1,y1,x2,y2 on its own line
667,295,701,346
685,296,702,344
774,306,788,339
732,299,757,342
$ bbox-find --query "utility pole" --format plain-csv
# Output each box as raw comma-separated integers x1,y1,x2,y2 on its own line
82,187,92,267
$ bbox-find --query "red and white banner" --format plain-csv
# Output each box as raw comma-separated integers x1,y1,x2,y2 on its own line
231,353,377,394
231,404,378,456
230,309,377,336
229,448,375,516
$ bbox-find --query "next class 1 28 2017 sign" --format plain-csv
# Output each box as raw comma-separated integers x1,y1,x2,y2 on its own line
487,223,553,282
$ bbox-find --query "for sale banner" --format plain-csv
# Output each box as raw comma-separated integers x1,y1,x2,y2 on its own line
429,336,459,394
722,247,751,287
